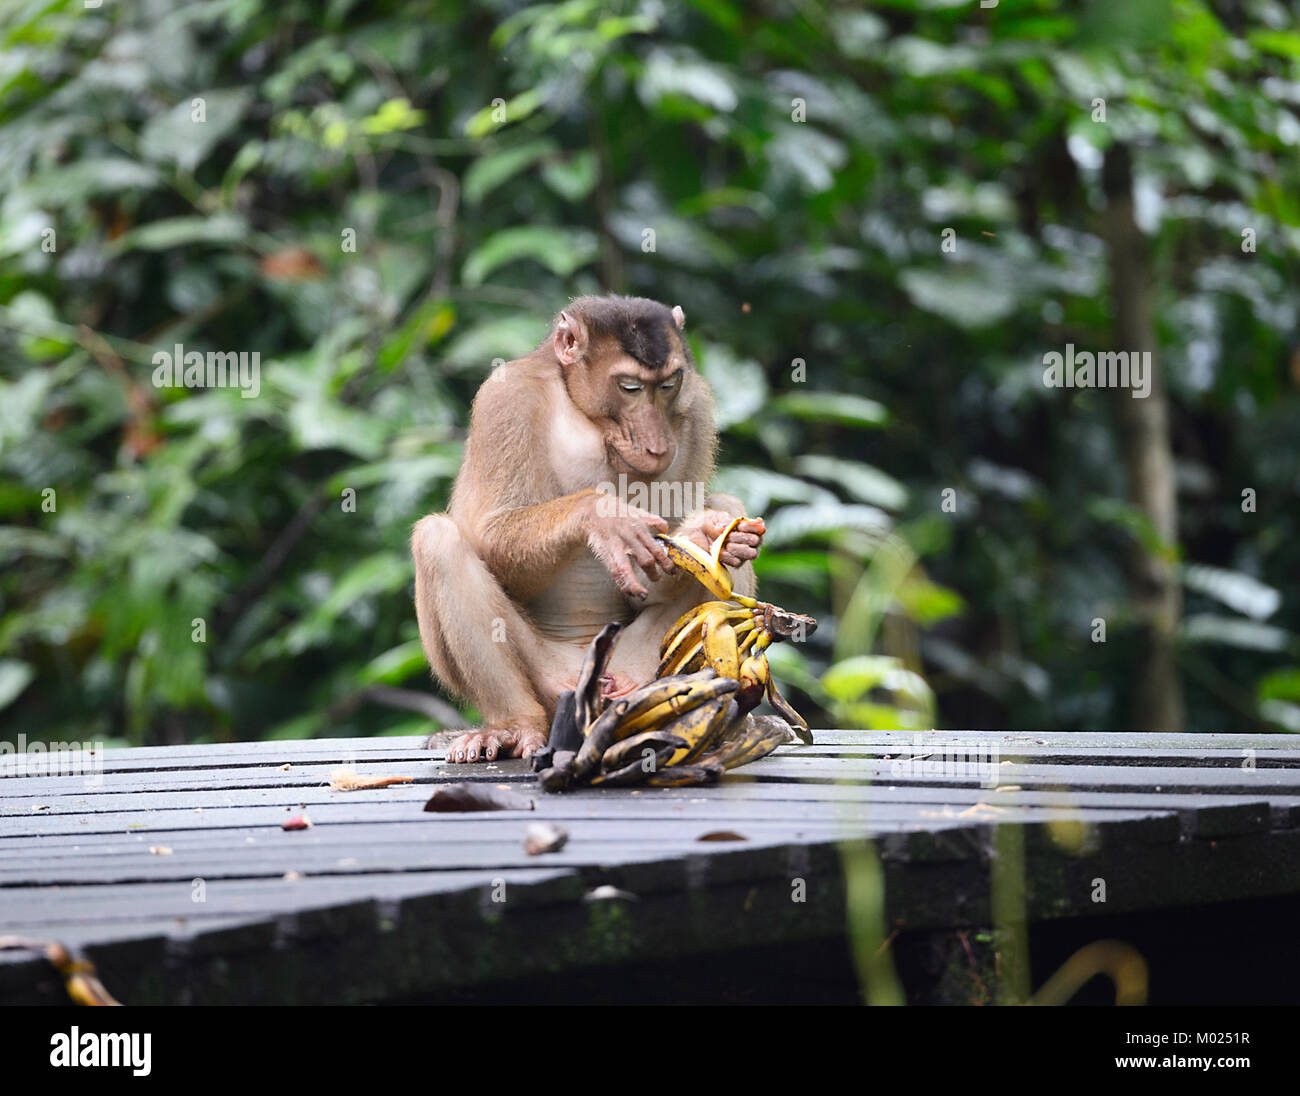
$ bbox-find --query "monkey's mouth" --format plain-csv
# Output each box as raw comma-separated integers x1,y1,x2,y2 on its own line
608,442,675,478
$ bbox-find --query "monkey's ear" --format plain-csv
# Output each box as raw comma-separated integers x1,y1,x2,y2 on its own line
671,305,685,330
554,310,588,366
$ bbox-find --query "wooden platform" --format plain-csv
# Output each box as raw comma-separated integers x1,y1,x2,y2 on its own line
2,729,1299,1004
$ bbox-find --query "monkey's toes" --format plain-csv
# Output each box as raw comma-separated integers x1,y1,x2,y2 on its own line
444,727,548,763
446,731,505,763
511,730,549,759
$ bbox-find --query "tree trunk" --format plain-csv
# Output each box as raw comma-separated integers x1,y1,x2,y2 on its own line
1099,145,1184,732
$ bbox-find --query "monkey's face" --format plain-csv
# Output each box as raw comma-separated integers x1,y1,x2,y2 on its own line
598,351,683,478
554,302,693,480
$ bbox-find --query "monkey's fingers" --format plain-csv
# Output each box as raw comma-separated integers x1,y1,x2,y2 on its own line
628,541,666,583
593,538,650,600
633,525,675,577
628,504,670,533
718,522,763,567
718,544,760,567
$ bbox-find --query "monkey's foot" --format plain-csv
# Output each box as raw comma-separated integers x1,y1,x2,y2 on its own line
443,725,549,764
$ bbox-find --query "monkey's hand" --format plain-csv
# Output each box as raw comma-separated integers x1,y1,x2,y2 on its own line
586,503,676,601
679,510,765,568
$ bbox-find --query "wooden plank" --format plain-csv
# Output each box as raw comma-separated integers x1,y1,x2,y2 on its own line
1,779,1294,840
732,756,1300,793
7,746,1296,797
0,868,578,926
0,805,1183,876
808,730,1296,749
4,728,1294,780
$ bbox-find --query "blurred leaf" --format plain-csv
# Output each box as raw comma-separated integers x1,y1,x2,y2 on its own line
461,226,598,285
769,392,889,428
764,502,891,549
464,138,559,203
795,455,908,510
1182,615,1291,653
899,267,1019,328
358,640,427,686
114,214,248,252
540,149,599,201
698,343,767,428
139,90,252,172
1182,563,1280,620
0,659,34,710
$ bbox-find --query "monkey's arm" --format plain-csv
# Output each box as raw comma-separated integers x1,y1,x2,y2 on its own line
473,490,603,602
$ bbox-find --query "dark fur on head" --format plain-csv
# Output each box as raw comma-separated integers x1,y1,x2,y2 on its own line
564,295,692,370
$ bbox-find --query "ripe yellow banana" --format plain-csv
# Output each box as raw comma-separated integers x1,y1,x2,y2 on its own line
657,616,753,678
660,599,724,658
535,518,821,792
700,605,740,678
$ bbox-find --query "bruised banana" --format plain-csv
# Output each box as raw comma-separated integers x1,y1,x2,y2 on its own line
600,670,733,733
601,729,690,772
641,762,725,787
572,675,738,781
699,714,792,770
536,511,818,791
574,621,622,731
664,694,737,766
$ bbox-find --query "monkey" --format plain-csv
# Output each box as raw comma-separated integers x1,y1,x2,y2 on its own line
411,294,765,763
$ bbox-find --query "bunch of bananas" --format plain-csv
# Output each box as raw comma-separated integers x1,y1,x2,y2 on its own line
535,517,816,792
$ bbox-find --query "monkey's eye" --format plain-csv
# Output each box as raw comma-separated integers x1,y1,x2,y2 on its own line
659,377,677,390
619,381,643,393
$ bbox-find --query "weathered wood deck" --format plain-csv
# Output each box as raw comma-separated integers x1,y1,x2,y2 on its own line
2,730,1299,1004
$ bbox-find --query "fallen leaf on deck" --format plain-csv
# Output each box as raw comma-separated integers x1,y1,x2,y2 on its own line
698,830,747,842
282,814,313,830
329,767,415,791
423,783,534,812
524,822,569,855
148,846,173,855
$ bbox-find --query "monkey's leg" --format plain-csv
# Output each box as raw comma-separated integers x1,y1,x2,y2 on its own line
411,514,555,763
605,581,723,687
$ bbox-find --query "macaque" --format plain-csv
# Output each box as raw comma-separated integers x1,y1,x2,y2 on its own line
411,295,764,763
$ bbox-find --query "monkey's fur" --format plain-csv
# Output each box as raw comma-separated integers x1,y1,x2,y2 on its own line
412,295,762,763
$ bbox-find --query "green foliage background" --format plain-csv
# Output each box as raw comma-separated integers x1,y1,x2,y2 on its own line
2,0,1299,747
